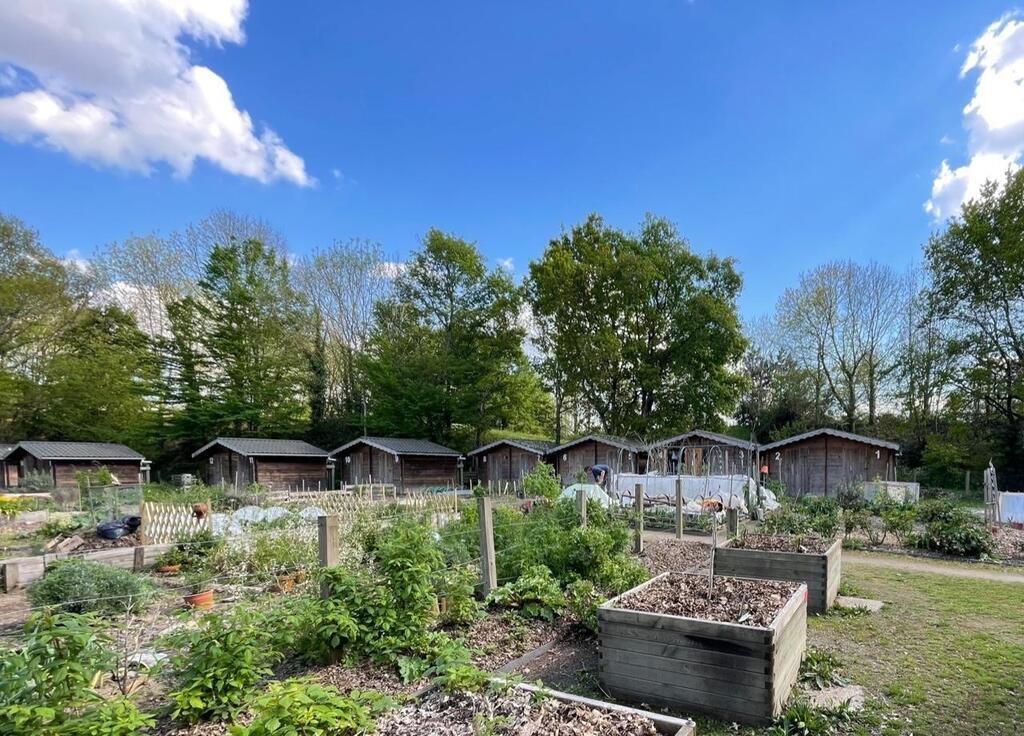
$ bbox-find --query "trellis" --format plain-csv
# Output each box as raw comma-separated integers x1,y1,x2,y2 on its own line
140,500,212,544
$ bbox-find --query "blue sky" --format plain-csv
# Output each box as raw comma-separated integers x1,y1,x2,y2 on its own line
0,1,1020,318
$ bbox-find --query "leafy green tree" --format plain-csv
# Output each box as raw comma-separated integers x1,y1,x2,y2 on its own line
362,229,535,447
734,347,816,441
528,213,745,437
925,169,1024,483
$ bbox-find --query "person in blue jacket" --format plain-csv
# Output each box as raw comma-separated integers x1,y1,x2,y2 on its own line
587,463,610,486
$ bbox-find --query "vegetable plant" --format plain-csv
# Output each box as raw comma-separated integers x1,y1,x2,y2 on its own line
230,679,391,736
27,559,152,616
486,565,565,621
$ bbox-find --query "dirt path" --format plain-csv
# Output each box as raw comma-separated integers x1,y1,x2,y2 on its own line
845,551,1024,584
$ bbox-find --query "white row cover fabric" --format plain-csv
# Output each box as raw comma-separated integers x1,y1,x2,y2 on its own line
862,481,920,504
559,483,613,508
997,492,1024,523
612,473,780,512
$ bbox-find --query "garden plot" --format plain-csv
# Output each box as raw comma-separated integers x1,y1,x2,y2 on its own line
599,572,807,724
716,533,842,614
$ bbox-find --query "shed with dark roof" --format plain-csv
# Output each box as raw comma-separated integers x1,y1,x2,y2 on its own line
546,434,647,486
192,438,329,491
466,438,556,486
2,441,148,488
328,437,462,491
0,444,16,488
760,428,899,497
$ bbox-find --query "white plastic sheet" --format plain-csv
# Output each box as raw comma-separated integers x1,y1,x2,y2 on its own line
998,492,1024,523
613,473,757,512
559,483,612,508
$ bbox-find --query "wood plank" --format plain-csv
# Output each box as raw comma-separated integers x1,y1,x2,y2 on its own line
599,607,773,646
601,673,772,722
601,660,771,705
599,627,769,672
600,645,771,688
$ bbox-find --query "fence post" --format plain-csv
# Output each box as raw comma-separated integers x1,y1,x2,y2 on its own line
133,546,146,573
576,487,587,528
674,477,684,540
318,515,339,599
477,496,497,595
633,483,644,555
726,508,739,537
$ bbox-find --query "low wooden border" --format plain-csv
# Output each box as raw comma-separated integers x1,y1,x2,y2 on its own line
1,543,173,592
598,572,807,725
714,536,841,614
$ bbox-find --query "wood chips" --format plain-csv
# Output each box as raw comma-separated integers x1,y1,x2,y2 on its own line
614,572,798,628
729,532,831,554
376,688,658,735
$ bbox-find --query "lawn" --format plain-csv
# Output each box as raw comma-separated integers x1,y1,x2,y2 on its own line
699,562,1024,736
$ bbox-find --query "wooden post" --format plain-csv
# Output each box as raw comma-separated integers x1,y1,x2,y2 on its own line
633,483,644,555
477,496,497,595
318,515,340,599
674,477,684,540
133,546,146,573
576,487,588,528
726,508,739,537
2,561,20,592
965,469,971,495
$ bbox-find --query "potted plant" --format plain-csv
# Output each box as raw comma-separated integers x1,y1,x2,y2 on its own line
155,547,187,574
182,569,215,610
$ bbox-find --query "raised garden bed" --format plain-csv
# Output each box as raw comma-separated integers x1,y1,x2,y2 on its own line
715,533,842,614
598,572,807,725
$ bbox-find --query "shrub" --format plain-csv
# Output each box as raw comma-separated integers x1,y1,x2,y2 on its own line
0,612,112,735
487,564,565,621
39,515,83,538
18,469,55,493
167,529,225,572
910,509,993,558
916,498,957,525
0,496,32,518
592,554,648,595
841,508,869,539
28,559,152,616
230,679,390,736
762,507,811,535
165,608,284,723
880,503,917,545
436,565,481,626
835,481,867,511
522,461,561,501
61,698,156,736
566,579,602,633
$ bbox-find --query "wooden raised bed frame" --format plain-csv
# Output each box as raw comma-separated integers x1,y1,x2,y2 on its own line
598,573,807,725
714,536,842,614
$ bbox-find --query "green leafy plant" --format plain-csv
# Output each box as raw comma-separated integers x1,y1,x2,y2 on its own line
522,461,561,501
27,559,152,616
166,529,224,572
910,508,993,558
164,608,285,723
0,612,112,735
60,698,155,736
436,564,482,626
880,503,917,545
39,515,83,538
566,579,602,632
592,554,649,595
799,648,845,690
769,699,854,736
230,679,391,736
0,496,32,518
487,565,565,621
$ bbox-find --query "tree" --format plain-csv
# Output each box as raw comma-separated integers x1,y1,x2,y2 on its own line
925,168,1024,483
162,239,310,441
361,229,536,447
528,213,745,437
734,346,816,441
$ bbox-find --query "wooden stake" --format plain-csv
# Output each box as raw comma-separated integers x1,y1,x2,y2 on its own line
576,487,587,528
477,496,497,595
317,515,339,599
633,483,644,555
675,477,684,540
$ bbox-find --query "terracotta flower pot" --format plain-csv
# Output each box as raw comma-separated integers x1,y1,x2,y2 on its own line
274,573,296,593
158,564,181,574
183,590,214,610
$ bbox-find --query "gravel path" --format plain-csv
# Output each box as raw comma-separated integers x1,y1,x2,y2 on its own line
845,551,1024,583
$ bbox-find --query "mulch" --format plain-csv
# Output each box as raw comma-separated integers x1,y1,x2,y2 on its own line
638,539,711,576
614,572,798,627
990,526,1024,561
457,611,565,672
729,532,831,554
376,687,659,735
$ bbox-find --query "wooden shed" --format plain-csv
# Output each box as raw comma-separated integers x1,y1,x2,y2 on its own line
467,438,556,486
192,438,329,491
547,434,646,486
0,444,17,489
329,437,462,492
2,441,149,488
761,428,898,497
650,430,759,477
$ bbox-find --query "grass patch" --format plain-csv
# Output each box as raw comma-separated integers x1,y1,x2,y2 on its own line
698,562,1024,735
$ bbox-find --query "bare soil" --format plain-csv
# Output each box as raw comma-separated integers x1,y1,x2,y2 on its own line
615,572,798,627
730,532,831,553
510,629,600,696
638,539,710,575
377,687,659,736
457,611,565,672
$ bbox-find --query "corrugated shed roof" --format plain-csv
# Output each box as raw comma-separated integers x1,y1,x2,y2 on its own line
653,430,758,451
192,437,328,459
549,433,646,454
466,438,557,457
760,428,899,452
8,441,144,461
329,436,462,457
0,444,16,460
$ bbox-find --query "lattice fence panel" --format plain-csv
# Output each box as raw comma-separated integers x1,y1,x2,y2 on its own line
141,500,212,544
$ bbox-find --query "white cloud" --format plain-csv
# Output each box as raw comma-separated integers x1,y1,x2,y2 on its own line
331,168,343,180
376,261,407,279
0,0,312,186
497,257,514,272
926,14,1024,218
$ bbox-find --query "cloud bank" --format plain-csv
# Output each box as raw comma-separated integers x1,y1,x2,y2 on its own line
926,14,1024,219
0,0,312,186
